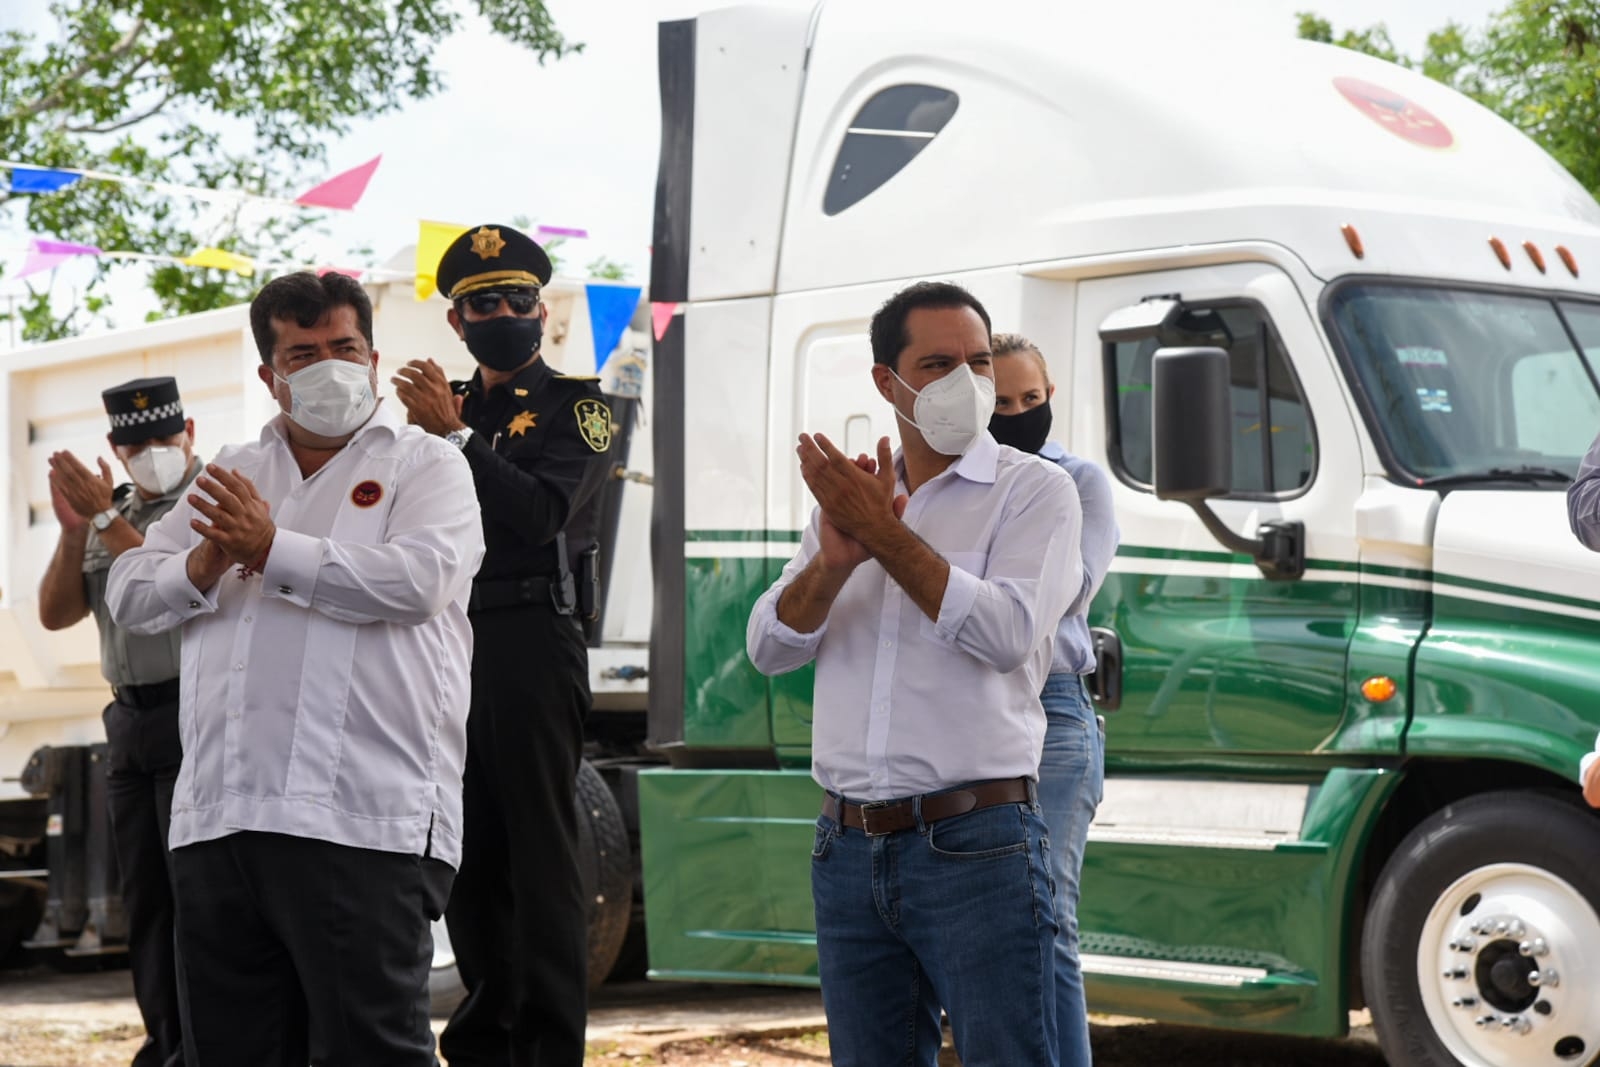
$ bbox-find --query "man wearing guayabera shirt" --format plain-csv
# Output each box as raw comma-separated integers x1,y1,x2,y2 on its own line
747,281,1083,1067
107,271,484,1066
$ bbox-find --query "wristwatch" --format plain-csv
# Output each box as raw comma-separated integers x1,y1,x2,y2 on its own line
444,427,475,450
90,508,118,532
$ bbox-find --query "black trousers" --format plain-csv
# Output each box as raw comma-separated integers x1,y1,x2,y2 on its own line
441,605,590,1067
170,831,453,1067
103,695,185,1067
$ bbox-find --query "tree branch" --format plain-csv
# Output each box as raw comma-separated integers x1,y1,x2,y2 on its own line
9,18,149,123
61,87,176,134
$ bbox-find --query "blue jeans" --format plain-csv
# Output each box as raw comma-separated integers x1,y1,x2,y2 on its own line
811,785,1058,1067
1037,673,1105,1067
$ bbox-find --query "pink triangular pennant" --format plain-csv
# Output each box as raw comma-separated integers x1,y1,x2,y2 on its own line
14,236,101,279
294,155,382,211
15,250,75,279
651,301,677,341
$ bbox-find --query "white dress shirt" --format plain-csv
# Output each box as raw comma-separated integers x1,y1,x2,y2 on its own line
1039,442,1120,675
747,433,1083,801
107,401,485,867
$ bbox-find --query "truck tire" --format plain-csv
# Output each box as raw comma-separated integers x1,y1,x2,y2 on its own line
576,759,632,990
428,759,633,1015
1361,791,1600,1067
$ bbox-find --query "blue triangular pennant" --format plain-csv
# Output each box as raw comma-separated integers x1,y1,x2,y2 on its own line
9,167,82,193
586,283,642,375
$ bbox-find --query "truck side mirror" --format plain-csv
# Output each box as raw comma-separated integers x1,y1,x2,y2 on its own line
1152,347,1232,501
1150,346,1305,581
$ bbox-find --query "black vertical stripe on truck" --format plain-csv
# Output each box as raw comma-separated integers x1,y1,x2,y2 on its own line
647,18,694,751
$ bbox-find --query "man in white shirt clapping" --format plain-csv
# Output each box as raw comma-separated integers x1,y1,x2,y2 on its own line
747,281,1083,1066
107,272,485,1066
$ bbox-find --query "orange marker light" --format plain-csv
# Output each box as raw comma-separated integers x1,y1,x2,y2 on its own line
1362,676,1398,703
1524,241,1547,274
1489,237,1512,270
1341,224,1365,259
1557,245,1580,278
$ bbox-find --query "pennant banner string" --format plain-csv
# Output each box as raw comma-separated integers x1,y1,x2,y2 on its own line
0,156,383,212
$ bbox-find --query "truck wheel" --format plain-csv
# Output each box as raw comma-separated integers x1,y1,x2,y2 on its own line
576,759,632,990
1361,791,1600,1067
429,760,633,1014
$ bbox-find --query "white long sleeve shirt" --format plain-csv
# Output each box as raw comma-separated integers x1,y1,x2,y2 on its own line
746,434,1083,801
106,402,484,867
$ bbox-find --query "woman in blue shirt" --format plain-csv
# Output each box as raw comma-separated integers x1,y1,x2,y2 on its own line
989,333,1120,1066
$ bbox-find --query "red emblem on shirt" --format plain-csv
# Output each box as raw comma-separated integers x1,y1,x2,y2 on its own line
1334,76,1454,149
351,480,383,508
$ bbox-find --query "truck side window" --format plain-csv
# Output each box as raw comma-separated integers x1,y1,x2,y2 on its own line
1107,303,1314,496
824,85,958,216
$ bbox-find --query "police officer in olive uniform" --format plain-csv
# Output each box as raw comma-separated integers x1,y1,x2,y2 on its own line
393,225,611,1067
38,377,201,1067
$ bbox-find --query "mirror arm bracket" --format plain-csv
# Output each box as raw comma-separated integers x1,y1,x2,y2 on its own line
1182,502,1306,581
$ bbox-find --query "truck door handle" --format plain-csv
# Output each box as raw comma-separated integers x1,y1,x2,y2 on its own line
1087,627,1123,712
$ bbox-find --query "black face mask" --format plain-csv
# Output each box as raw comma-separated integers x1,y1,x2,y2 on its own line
462,316,542,372
988,402,1053,454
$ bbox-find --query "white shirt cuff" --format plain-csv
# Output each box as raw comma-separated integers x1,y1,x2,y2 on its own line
156,550,219,617
1581,749,1599,784
759,591,826,648
931,562,981,645
260,528,322,608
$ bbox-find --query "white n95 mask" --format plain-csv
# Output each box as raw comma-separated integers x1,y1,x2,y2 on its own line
890,363,996,456
277,359,377,437
127,445,190,496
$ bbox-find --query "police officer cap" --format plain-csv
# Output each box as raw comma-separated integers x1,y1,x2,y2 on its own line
436,224,553,301
102,376,185,446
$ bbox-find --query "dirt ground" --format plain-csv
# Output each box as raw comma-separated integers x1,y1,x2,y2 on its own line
0,964,1387,1066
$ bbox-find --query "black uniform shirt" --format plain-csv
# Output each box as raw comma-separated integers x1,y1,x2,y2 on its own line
453,357,612,581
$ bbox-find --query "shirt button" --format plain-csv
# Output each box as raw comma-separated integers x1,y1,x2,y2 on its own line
188,600,201,609
278,585,292,595
243,615,253,623
229,710,240,720
882,640,892,649
233,663,244,671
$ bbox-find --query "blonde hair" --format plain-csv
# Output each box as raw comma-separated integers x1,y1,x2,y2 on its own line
992,332,1051,386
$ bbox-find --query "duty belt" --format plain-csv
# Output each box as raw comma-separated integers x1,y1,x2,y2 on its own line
821,776,1034,837
112,678,180,710
468,573,573,614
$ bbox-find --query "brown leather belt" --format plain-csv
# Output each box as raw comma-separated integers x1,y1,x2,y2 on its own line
821,777,1034,837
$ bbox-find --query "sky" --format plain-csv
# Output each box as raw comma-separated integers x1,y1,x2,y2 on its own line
1,0,1505,335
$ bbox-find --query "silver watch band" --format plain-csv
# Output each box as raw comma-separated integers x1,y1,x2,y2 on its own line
448,426,475,449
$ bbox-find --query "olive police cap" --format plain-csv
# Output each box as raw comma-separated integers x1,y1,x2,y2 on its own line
103,376,185,445
435,224,552,300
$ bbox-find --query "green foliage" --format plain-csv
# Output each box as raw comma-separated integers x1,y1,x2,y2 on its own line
0,0,575,342
1299,2,1600,199
585,256,631,282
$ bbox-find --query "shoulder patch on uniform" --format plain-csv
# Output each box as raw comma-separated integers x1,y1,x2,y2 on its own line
574,398,612,453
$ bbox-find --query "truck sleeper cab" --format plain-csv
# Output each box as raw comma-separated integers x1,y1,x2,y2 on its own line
638,5,1600,1066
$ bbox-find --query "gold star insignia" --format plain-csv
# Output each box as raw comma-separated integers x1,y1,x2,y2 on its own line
470,226,506,260
507,410,538,437
132,391,149,410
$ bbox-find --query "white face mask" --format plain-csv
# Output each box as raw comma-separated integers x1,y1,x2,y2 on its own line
127,445,189,495
889,363,997,456
275,359,377,437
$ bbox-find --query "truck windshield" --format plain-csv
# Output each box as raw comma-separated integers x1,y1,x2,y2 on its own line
1326,283,1600,486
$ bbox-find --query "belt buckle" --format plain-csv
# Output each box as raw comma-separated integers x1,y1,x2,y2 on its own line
858,800,895,837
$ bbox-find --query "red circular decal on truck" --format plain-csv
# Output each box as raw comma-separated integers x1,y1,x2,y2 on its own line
351,480,383,508
1334,75,1453,149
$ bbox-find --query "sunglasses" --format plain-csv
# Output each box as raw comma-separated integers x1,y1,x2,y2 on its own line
462,289,539,316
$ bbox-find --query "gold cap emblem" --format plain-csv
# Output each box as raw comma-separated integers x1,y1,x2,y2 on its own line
470,226,506,261
132,391,150,410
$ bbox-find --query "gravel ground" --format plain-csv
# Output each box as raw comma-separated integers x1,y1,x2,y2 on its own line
0,964,1387,1066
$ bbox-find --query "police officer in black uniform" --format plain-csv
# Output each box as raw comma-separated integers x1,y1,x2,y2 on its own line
37,377,201,1067
393,224,611,1067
